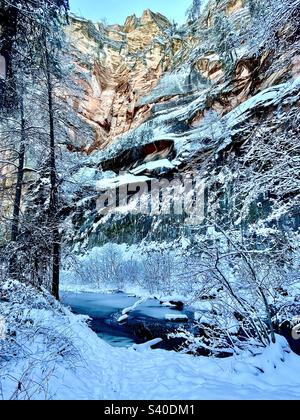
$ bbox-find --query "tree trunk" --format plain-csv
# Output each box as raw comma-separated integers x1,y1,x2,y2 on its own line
9,96,26,278
0,6,18,109
11,96,25,242
44,41,60,300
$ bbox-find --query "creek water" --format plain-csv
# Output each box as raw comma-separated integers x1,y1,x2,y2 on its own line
61,291,195,350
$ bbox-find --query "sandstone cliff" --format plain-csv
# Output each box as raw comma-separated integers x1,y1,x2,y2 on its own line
64,0,300,249
66,0,299,155
66,9,177,152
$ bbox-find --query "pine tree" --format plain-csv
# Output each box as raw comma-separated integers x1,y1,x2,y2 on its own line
0,0,70,298
43,33,61,300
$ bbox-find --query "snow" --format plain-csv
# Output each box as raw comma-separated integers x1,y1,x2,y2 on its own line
3,317,300,400
1,282,300,400
225,84,285,128
96,173,151,190
225,77,300,133
130,159,175,175
117,314,128,323
2,0,300,402
161,302,178,308
70,167,102,187
88,76,300,187
61,243,194,301
122,298,147,315
131,338,163,352
138,65,207,106
0,54,6,80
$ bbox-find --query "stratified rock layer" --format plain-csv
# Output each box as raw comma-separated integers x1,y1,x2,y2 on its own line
66,10,178,152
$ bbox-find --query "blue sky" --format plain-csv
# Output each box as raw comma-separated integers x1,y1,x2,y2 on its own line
70,0,192,24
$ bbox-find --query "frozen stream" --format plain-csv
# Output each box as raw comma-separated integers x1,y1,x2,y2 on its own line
61,292,195,350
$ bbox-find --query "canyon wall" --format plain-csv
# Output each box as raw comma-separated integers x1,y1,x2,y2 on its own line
64,0,300,249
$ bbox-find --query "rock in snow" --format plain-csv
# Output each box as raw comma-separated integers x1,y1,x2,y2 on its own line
117,314,129,323
132,338,163,352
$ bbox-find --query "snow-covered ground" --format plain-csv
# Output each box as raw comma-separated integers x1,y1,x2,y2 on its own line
1,280,300,400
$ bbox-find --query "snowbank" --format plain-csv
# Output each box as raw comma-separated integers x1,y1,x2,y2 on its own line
2,281,300,400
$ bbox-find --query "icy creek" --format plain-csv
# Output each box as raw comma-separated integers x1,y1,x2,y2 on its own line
61,292,195,350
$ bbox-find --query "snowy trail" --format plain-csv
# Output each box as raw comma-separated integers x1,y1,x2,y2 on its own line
2,285,300,401
52,317,300,400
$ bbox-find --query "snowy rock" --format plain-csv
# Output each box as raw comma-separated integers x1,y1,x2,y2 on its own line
161,300,184,310
132,338,163,352
117,314,129,323
160,301,178,308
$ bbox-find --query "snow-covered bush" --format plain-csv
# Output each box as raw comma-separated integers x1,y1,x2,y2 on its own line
172,224,300,355
0,280,81,400
63,244,145,291
140,249,177,295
